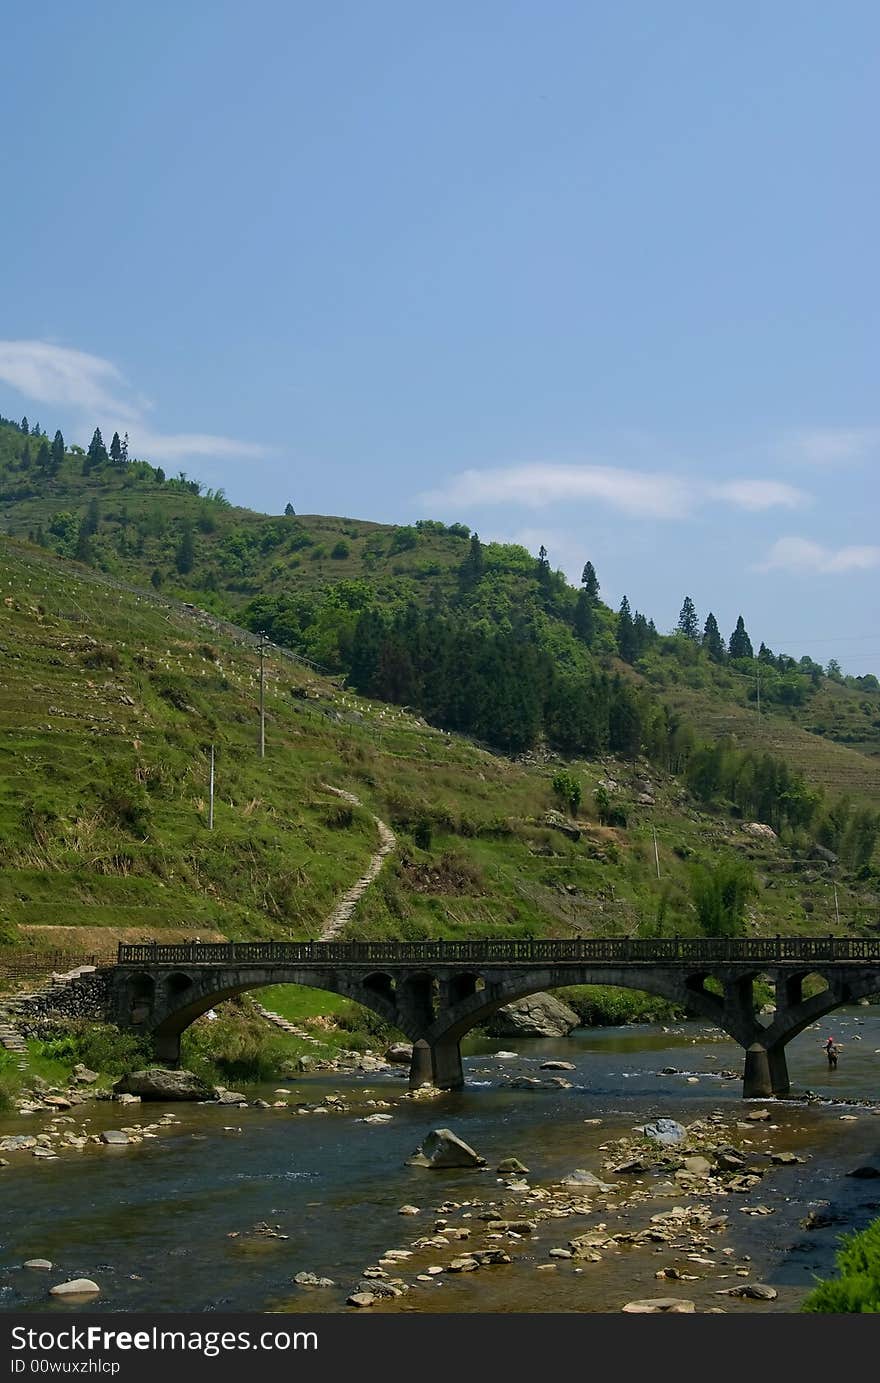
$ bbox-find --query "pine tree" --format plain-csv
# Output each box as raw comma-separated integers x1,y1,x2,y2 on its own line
19,442,31,469
678,595,699,640
175,523,195,575
728,615,754,661
109,431,123,466
121,433,129,463
20,416,28,434
702,612,725,662
581,561,600,602
616,595,638,663
155,467,166,484
573,589,595,645
537,544,550,585
85,427,108,473
50,430,65,473
36,439,51,471
459,532,484,588
284,502,296,516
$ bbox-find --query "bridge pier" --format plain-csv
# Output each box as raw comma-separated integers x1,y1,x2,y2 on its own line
408,1036,464,1091
153,1030,182,1066
742,1041,790,1099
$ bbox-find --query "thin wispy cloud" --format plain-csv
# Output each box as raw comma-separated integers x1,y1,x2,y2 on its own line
773,427,880,468
710,479,805,511
422,462,808,519
0,339,268,464
755,536,880,575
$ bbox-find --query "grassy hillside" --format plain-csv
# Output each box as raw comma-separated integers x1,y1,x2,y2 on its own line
2,417,879,777
0,538,877,979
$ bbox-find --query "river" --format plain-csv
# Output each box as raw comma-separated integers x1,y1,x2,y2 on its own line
2,1008,878,1315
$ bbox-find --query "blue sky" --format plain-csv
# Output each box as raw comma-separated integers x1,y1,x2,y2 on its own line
1,2,878,673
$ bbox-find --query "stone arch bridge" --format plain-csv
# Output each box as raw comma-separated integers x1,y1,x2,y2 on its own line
109,937,880,1099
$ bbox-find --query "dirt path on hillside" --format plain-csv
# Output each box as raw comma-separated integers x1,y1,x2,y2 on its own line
318,785,396,940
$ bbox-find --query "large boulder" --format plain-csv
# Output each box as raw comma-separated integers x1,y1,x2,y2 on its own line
406,1128,487,1169
113,1069,213,1102
486,993,579,1039
638,1118,687,1147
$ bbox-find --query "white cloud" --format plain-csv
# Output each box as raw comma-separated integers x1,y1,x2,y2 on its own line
129,430,268,463
774,427,880,467
0,340,141,421
711,479,806,511
0,339,267,464
756,536,880,575
422,462,808,519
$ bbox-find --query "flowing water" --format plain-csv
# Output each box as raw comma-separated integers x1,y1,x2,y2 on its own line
2,1009,878,1315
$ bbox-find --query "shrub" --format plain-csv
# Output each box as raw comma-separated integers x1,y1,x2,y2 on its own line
36,1021,151,1075
330,541,350,560
803,1219,880,1312
552,771,581,814
413,817,432,849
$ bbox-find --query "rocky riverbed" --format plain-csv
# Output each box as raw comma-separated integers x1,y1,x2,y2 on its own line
2,1013,879,1314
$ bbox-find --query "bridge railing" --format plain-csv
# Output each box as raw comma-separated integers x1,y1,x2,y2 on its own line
116,936,880,966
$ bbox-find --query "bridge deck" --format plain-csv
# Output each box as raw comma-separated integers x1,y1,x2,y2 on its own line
117,937,880,968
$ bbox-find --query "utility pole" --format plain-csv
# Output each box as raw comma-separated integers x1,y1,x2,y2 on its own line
652,825,661,880
208,744,215,830
258,631,266,758
833,882,840,927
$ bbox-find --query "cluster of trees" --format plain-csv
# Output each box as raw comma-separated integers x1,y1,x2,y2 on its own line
674,595,755,662
684,737,880,868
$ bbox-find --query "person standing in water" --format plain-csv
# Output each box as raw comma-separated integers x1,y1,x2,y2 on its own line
824,1036,839,1068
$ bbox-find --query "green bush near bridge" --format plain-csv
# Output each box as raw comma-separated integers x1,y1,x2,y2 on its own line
802,1219,880,1313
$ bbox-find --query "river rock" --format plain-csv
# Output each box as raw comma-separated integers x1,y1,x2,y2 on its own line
50,1279,100,1297
560,1169,614,1191
680,1155,712,1175
541,811,581,840
743,822,777,840
73,1064,99,1085
540,1061,576,1071
114,1069,213,1101
294,1272,335,1287
638,1118,687,1146
407,1129,487,1168
384,1043,414,1065
497,1158,530,1174
100,1130,130,1145
622,1298,696,1313
347,1291,376,1307
847,1165,880,1178
0,1136,37,1152
23,1259,53,1270
486,994,579,1038
720,1284,778,1300
213,1087,248,1105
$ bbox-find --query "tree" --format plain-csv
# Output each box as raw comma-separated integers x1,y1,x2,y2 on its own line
36,439,51,471
85,427,108,473
826,658,843,681
537,544,550,585
551,770,581,815
459,532,484,589
616,595,638,663
50,430,65,473
150,569,163,589
20,416,28,434
690,859,754,937
284,502,296,517
155,467,166,484
109,431,124,466
573,589,595,644
702,611,725,662
175,523,195,575
728,615,754,660
121,432,129,463
677,595,699,640
581,561,600,602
